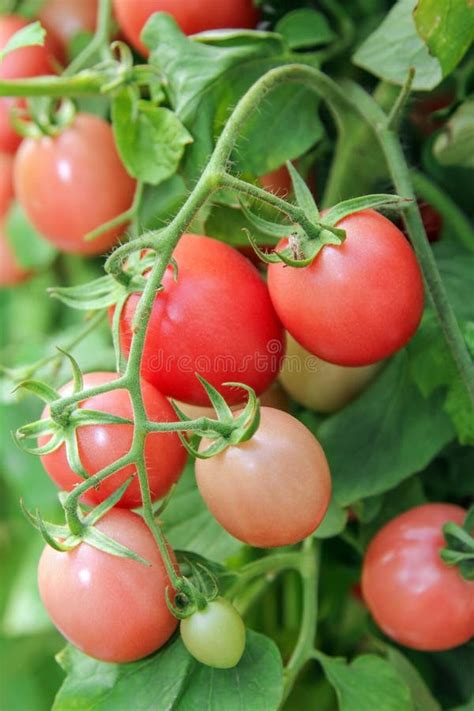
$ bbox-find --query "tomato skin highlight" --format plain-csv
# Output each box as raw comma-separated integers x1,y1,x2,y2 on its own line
279,333,382,413
195,406,331,548
39,372,186,508
14,113,136,254
112,0,259,55
362,503,474,651
181,597,246,668
38,509,179,663
267,209,425,367
0,15,58,154
117,234,285,406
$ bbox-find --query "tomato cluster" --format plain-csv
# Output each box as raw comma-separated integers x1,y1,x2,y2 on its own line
3,0,471,680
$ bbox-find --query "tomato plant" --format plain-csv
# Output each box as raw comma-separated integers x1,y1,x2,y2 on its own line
14,113,136,254
112,0,259,55
117,234,284,405
268,210,425,366
195,407,331,547
38,509,179,663
0,15,59,153
39,372,186,508
180,597,246,668
362,504,474,651
1,2,474,710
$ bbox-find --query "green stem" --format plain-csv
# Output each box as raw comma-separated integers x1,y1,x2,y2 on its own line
0,72,105,97
227,552,302,599
85,181,144,243
64,0,113,76
283,539,320,703
411,170,474,252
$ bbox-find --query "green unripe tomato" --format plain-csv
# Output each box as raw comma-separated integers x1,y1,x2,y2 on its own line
180,597,246,669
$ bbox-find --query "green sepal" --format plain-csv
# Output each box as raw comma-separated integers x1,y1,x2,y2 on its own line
84,477,135,526
81,526,150,566
64,431,89,480
48,275,126,310
287,161,319,222
111,293,129,373
244,229,283,264
223,382,260,443
440,517,474,581
20,501,78,552
56,348,83,392
13,428,63,456
170,400,193,422
195,374,234,424
153,483,177,518
0,21,45,63
189,436,229,460
323,194,411,226
15,417,57,440
13,379,60,403
70,409,134,427
239,198,291,238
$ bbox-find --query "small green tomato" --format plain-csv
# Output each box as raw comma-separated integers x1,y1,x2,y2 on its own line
180,597,246,669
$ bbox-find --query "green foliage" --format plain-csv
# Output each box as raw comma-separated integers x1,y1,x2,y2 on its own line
433,100,474,169
353,0,443,90
112,92,193,185
6,203,57,270
143,14,324,179
0,20,45,62
414,0,474,77
53,632,284,711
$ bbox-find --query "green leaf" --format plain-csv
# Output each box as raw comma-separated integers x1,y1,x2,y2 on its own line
0,20,45,62
353,0,443,91
287,161,319,221
143,15,323,180
408,241,474,443
414,0,474,77
276,9,336,50
160,463,243,562
53,632,283,711
375,642,441,711
315,652,414,711
433,99,474,169
303,353,454,505
207,202,283,248
112,92,192,186
314,498,348,539
5,202,57,270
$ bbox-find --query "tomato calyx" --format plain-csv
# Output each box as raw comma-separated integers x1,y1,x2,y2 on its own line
20,480,149,563
244,175,411,268
440,506,474,580
172,375,260,459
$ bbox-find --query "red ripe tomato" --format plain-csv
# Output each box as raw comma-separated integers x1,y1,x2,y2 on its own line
112,0,259,55
0,15,59,154
195,407,331,547
117,234,285,406
39,372,186,508
38,509,179,662
0,152,14,216
259,164,293,195
362,503,474,651
419,203,443,243
13,113,136,254
268,209,424,366
39,0,98,54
